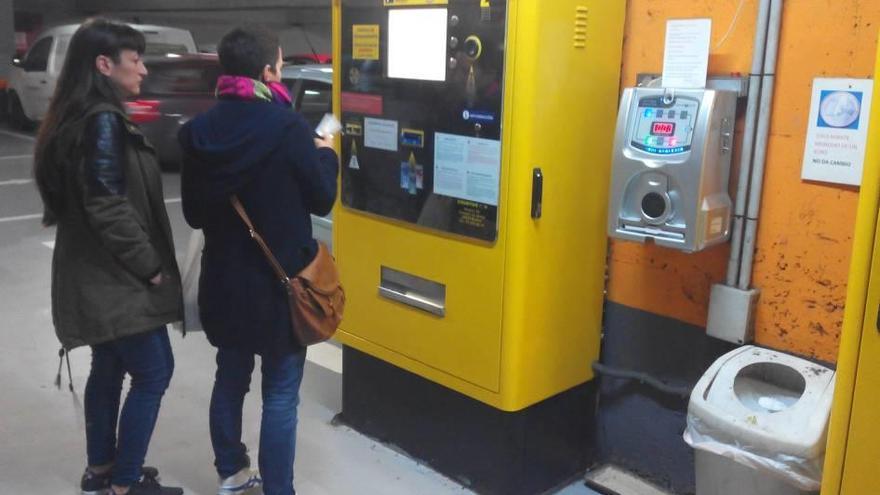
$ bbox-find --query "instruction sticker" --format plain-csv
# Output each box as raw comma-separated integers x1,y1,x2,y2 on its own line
433,133,501,206
353,25,380,60
365,118,399,152
801,78,873,186
662,19,711,89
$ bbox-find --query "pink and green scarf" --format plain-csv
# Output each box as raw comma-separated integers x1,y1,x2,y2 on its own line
216,75,292,108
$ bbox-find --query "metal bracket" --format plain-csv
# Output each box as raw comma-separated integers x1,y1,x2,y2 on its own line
636,73,750,98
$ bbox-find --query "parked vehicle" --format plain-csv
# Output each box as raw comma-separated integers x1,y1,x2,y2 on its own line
281,63,332,129
7,22,197,129
127,54,221,169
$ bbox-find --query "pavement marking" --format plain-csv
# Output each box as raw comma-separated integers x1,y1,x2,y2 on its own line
0,129,36,142
0,154,32,161
306,341,343,374
0,213,42,224
0,179,33,186
42,241,54,249
0,198,181,224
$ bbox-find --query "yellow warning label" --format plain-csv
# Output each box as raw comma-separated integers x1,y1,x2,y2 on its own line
353,25,380,61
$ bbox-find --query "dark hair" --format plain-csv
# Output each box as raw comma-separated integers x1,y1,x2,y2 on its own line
218,26,280,80
33,18,145,223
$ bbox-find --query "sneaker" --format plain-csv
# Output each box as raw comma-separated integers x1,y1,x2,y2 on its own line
218,467,262,495
81,467,161,495
122,474,184,495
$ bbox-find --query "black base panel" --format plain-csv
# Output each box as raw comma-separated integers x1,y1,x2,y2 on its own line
339,346,598,495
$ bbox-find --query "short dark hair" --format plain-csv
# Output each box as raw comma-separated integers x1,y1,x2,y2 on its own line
218,26,280,80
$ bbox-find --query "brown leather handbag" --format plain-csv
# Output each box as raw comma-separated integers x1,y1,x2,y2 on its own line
231,196,345,346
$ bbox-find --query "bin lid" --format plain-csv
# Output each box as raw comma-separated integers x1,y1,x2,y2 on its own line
688,346,835,458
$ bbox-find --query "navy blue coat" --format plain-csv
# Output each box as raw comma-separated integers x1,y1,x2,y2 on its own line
178,99,338,355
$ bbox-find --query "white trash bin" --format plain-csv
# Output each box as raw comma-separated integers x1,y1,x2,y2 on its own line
684,346,835,495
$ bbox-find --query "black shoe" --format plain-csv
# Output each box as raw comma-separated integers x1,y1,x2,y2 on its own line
80,466,162,495
124,475,184,495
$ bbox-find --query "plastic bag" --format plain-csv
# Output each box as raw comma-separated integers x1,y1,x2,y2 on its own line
173,228,204,334
683,413,823,491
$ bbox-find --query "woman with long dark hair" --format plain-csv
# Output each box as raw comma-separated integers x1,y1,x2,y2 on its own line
33,19,183,495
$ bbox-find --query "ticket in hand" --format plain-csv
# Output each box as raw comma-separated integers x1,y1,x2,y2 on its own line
315,113,343,138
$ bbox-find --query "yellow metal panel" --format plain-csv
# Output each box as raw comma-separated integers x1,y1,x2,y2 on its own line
822,32,880,495
333,0,625,410
498,0,625,409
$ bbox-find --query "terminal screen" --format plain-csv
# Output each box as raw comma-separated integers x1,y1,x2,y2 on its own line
387,8,448,82
651,122,676,136
631,96,700,155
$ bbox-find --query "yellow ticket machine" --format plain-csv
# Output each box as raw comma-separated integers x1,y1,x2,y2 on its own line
821,36,880,495
332,1,625,493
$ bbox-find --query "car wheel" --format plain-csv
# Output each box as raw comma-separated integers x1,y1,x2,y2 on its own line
8,92,36,131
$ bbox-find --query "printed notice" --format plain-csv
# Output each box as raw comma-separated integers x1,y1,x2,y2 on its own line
364,118,398,152
802,78,873,186
433,133,501,206
662,19,712,89
353,25,379,60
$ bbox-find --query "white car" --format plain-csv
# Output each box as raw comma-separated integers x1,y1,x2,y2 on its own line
7,22,197,129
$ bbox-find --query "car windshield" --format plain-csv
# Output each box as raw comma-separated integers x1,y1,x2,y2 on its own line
140,61,222,95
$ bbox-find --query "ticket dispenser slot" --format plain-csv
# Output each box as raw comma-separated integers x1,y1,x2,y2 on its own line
608,87,738,252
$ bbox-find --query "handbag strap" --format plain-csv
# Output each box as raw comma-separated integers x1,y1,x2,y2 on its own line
230,195,291,285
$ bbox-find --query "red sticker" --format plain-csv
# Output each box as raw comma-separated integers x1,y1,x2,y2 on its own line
341,92,384,116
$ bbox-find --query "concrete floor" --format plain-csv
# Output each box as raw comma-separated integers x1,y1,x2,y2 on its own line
0,126,600,495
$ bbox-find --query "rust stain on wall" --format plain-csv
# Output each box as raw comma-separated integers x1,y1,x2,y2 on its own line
608,0,877,363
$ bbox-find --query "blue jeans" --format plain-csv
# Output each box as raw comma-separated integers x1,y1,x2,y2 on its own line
210,347,306,495
84,326,174,487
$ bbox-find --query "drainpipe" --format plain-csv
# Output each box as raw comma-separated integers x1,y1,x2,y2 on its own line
738,0,784,290
707,0,783,343
726,0,772,286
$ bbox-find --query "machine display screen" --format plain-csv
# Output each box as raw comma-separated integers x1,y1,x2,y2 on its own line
341,1,507,241
630,96,700,155
650,122,676,136
387,8,448,82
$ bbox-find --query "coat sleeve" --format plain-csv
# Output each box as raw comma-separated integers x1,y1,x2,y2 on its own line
287,116,339,216
178,122,207,229
81,112,162,280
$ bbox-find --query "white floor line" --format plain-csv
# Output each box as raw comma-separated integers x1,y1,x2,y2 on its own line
306,341,343,374
0,129,36,141
41,241,54,249
0,213,41,224
0,154,32,161
0,179,33,186
0,198,181,224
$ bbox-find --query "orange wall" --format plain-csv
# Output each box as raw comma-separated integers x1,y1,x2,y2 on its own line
608,0,880,363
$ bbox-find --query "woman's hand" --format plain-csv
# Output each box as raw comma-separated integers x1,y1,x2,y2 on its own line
314,135,334,149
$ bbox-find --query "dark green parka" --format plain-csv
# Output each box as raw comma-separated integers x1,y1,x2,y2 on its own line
50,102,182,349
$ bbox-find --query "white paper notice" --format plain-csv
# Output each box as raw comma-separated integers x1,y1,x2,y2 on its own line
802,78,874,186
662,19,712,89
433,133,502,206
364,117,398,152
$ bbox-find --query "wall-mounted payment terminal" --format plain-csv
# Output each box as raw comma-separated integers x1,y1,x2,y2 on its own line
608,87,738,252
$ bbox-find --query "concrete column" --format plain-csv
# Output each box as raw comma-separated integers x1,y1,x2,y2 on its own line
0,0,14,80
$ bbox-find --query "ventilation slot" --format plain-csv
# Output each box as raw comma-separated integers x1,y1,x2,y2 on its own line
574,6,589,49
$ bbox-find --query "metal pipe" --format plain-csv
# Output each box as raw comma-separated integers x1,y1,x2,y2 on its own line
591,361,691,399
725,0,772,287
739,0,784,290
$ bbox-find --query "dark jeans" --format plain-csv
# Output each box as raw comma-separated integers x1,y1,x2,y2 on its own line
84,326,174,487
210,347,306,495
